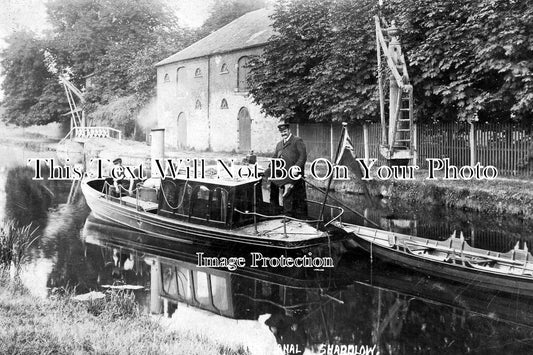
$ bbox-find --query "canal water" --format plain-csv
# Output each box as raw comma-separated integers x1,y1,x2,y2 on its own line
3,144,533,354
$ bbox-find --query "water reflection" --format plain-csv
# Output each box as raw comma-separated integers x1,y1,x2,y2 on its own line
3,162,533,354
1,165,96,295
315,189,533,253
4,166,53,226
80,217,533,354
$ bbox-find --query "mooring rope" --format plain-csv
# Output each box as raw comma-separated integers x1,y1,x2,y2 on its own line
303,177,381,229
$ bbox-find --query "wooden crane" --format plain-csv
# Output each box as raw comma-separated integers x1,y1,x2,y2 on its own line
375,16,414,165
57,74,121,147
59,74,86,130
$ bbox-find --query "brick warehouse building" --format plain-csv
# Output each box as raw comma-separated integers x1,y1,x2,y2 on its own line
155,8,279,153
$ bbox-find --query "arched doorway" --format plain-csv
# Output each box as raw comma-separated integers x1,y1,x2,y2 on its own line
177,112,187,148
237,107,251,153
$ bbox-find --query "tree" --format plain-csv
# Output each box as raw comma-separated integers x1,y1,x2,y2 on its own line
393,0,533,123
198,0,270,37
0,31,67,126
46,0,194,131
250,0,532,124
85,29,193,133
250,0,379,123
1,0,194,130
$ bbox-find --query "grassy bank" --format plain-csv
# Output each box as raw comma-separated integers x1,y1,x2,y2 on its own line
381,176,533,217
0,274,250,355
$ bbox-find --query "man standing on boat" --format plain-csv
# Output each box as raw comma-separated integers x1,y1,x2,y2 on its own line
266,119,308,218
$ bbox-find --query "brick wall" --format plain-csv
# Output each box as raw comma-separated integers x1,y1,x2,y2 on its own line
156,48,279,154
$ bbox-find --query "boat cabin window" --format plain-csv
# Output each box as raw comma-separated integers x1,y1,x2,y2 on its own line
233,277,291,310
190,185,210,219
159,180,229,224
162,264,193,301
159,179,265,227
160,180,191,215
210,187,228,222
194,270,210,305
162,264,178,295
190,185,229,223
193,270,230,313
232,182,263,226
211,275,229,312
161,263,230,314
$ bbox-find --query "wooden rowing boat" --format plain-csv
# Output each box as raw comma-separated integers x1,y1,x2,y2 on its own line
342,223,533,296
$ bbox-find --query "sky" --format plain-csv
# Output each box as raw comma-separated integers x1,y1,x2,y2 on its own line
0,0,212,47
0,0,50,44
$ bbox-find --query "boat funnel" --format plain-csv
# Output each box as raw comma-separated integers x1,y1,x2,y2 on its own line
150,128,165,178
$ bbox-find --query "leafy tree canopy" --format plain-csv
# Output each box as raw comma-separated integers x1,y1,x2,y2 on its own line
1,0,194,129
393,0,533,123
0,31,68,126
198,0,270,37
46,0,194,126
251,0,532,123
250,0,379,123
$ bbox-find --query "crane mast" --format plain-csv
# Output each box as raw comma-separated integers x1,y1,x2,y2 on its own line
59,74,86,130
375,16,414,165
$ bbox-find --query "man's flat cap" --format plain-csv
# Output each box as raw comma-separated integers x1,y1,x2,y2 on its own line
277,119,290,131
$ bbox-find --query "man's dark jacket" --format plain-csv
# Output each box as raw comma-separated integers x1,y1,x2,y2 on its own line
270,134,307,186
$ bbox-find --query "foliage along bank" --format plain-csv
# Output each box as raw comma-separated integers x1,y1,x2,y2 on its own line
0,0,268,136
250,0,532,124
2,0,531,133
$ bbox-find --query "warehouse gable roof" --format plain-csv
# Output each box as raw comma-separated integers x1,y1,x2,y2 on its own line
157,8,274,66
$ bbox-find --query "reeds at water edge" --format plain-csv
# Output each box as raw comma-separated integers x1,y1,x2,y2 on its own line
0,219,40,270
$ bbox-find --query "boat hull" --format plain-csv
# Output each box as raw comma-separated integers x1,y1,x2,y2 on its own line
351,233,533,297
82,214,358,288
81,179,351,260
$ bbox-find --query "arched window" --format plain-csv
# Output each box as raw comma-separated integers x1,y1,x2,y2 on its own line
176,67,184,86
237,56,251,91
237,107,251,152
220,98,228,109
163,73,170,82
194,68,202,77
220,63,229,74
195,100,202,110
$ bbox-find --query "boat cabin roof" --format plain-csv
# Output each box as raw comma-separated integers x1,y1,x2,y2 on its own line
170,174,262,188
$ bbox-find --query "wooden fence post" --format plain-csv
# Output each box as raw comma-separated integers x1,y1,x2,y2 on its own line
363,123,370,164
413,122,418,166
330,123,334,161
469,122,476,166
